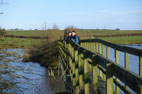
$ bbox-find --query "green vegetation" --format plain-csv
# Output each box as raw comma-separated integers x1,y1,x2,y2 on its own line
78,29,142,36
100,36,142,44
0,29,141,49
6,30,63,37
0,37,47,49
22,30,63,69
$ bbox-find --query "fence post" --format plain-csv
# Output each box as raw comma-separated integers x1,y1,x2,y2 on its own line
96,43,98,52
75,47,79,94
106,63,114,94
115,50,119,94
125,52,129,91
79,52,84,93
107,47,110,59
92,55,98,93
71,43,76,87
99,43,103,78
90,42,95,52
102,45,106,81
84,54,90,94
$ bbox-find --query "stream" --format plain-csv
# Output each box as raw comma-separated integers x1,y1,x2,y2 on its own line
0,49,65,94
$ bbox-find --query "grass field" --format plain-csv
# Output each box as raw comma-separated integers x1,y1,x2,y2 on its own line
6,30,63,37
100,36,142,44
78,29,142,36
0,37,47,49
6,30,142,37
0,29,142,49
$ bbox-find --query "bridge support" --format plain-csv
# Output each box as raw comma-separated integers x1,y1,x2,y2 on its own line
106,63,114,94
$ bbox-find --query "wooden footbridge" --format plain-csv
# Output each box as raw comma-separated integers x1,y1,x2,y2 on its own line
58,39,142,94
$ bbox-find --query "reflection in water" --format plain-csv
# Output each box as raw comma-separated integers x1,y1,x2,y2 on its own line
0,49,53,94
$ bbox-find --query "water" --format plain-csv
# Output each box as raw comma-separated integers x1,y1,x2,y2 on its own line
0,49,65,94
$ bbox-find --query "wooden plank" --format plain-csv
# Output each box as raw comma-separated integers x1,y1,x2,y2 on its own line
107,47,110,59
78,52,84,93
96,43,98,53
75,49,79,94
106,63,114,94
84,55,90,94
140,57,142,94
102,45,106,81
93,62,98,93
125,53,129,91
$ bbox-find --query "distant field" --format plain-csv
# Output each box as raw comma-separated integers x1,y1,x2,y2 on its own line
78,29,142,36
6,30,64,37
99,36,142,44
6,30,142,37
0,29,141,49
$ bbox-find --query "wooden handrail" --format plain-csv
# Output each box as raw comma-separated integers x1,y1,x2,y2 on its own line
58,39,142,94
81,39,142,56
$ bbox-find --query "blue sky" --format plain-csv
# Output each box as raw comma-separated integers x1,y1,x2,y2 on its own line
0,0,142,30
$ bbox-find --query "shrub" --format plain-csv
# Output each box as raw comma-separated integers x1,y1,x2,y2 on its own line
64,26,84,39
0,29,7,36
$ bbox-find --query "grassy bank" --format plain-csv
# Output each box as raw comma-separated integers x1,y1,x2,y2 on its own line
0,37,47,49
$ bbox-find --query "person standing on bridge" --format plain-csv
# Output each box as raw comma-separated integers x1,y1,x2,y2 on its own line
71,31,80,45
65,31,72,41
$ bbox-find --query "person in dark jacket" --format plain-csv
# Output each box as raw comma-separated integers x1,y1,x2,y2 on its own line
65,31,72,41
71,31,80,45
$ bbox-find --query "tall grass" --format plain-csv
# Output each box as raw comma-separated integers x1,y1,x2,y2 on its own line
23,29,63,69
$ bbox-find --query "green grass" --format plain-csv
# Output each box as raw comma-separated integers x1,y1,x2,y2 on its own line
1,29,142,49
6,30,64,37
0,37,47,49
100,36,142,44
78,29,142,36
7,30,142,37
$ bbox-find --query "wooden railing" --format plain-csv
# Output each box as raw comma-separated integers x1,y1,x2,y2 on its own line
58,39,142,94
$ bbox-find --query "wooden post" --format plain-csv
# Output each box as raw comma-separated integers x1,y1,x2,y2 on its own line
92,57,98,93
107,47,110,59
125,53,129,91
96,43,98,52
99,43,103,78
91,42,95,52
85,43,87,48
139,56,142,94
75,48,79,93
106,63,114,94
102,45,106,81
84,54,90,94
99,43,102,54
72,44,76,86
79,52,84,93
94,43,96,52
115,50,119,94
68,43,73,81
